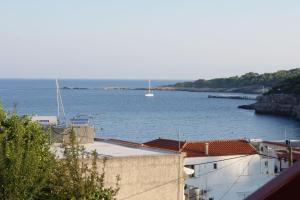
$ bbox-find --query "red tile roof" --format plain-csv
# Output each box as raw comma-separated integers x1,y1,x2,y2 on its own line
106,138,143,147
276,150,300,162
262,141,288,147
144,138,257,157
246,161,300,200
94,138,181,154
144,138,186,152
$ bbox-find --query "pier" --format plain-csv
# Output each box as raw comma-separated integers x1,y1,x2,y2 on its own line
208,95,257,100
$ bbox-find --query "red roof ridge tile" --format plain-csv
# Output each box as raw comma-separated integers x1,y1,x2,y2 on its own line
185,138,249,144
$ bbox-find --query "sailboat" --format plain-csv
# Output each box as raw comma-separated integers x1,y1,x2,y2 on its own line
31,78,66,127
145,80,154,97
55,78,67,127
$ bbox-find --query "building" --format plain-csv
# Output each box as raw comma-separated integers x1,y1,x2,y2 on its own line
251,140,300,173
31,115,58,126
245,160,300,200
144,138,278,200
49,124,95,144
51,138,184,200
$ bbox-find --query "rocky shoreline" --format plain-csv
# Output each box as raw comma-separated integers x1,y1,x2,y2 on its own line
239,94,300,120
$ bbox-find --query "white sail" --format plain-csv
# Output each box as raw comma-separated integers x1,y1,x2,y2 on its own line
145,80,154,97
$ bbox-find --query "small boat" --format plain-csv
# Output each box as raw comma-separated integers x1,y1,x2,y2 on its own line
145,80,154,97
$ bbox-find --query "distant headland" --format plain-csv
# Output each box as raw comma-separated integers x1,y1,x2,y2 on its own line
239,71,300,121
155,68,300,94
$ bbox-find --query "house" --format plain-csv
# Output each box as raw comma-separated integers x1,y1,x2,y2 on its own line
144,138,278,200
51,138,184,200
251,140,300,173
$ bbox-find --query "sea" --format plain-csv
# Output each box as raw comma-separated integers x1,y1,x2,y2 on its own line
0,79,300,143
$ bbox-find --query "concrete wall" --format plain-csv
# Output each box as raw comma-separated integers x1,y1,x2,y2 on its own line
50,126,95,144
96,154,184,200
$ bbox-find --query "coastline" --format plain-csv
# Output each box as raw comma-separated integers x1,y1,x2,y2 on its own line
132,86,264,94
239,94,300,121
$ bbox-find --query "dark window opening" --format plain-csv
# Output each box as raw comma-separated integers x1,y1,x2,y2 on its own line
213,163,217,169
265,161,268,167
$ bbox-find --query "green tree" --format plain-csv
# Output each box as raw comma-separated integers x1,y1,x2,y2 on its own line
0,106,55,200
48,130,120,200
0,105,120,200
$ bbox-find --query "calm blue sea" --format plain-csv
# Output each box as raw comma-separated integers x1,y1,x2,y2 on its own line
0,79,299,142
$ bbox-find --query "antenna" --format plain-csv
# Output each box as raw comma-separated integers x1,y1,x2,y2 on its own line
284,127,287,142
178,128,181,152
56,79,60,119
56,79,66,124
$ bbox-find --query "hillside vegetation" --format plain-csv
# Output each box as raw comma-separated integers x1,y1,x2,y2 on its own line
268,74,300,94
173,68,300,89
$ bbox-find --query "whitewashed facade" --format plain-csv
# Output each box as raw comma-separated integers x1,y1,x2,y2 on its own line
184,154,277,200
143,138,295,200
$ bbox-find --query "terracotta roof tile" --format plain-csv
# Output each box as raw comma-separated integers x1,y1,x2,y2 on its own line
276,150,300,161
262,141,288,147
106,138,143,147
144,138,257,157
144,138,186,152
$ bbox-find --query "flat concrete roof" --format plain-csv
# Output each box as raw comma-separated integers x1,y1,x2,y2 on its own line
51,140,176,158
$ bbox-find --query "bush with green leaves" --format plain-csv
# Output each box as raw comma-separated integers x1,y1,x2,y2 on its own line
0,107,55,199
49,130,120,200
0,105,119,200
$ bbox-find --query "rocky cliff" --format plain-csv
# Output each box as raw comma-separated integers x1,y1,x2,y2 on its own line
239,94,300,120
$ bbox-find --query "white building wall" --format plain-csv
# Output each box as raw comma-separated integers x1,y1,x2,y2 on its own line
258,143,289,172
184,154,276,200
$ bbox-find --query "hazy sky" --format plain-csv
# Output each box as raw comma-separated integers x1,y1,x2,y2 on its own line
0,0,300,80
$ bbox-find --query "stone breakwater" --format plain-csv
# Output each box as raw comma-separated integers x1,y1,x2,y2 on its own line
239,94,300,120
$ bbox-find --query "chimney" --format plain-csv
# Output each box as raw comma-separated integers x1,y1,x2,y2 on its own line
205,143,209,155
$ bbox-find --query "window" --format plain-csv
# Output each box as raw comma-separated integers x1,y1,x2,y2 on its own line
260,146,264,152
213,163,217,169
209,198,214,200
265,161,268,167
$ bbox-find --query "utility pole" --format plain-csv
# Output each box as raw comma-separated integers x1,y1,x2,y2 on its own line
177,128,182,200
289,145,293,167
178,128,181,152
284,127,287,142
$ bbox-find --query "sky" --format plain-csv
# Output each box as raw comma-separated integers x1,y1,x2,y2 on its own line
0,0,300,80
